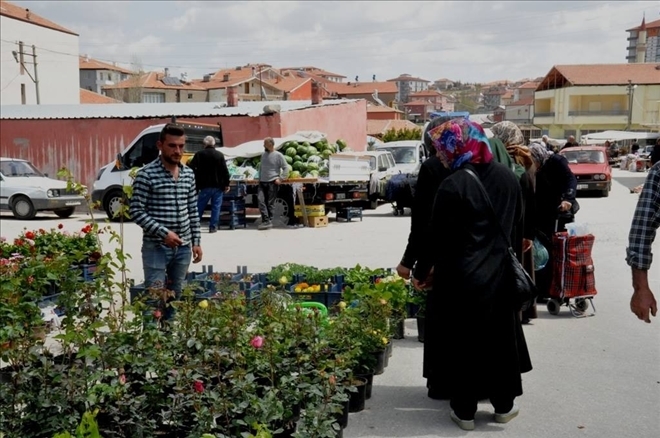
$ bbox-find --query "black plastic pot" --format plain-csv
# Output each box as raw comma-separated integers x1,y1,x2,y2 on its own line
386,340,393,358
392,318,405,339
416,316,425,343
334,398,350,429
371,349,386,375
348,377,368,413
383,343,390,368
272,420,297,438
356,372,374,399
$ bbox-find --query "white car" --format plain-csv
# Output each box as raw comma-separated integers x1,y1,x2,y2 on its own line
375,140,428,175
0,157,85,219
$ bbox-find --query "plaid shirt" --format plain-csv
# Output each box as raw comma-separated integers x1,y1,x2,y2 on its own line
129,159,201,247
626,162,660,270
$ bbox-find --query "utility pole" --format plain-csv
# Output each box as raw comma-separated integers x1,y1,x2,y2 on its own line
12,42,40,104
626,79,635,131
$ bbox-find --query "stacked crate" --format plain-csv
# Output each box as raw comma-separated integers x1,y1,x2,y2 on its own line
220,184,247,230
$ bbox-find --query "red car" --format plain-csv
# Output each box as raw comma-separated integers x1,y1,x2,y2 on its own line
560,146,612,197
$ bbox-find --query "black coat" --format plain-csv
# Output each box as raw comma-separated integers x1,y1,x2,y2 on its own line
535,154,577,238
400,155,451,269
187,147,230,191
414,162,532,400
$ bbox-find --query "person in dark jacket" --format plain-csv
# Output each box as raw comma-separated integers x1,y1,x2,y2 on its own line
528,143,578,301
187,136,230,233
413,118,532,431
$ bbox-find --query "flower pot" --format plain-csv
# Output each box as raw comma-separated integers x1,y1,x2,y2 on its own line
392,318,405,339
333,398,350,429
273,420,297,438
407,303,420,318
371,349,386,375
386,340,393,358
383,344,390,368
348,377,368,413
356,372,374,399
416,315,425,343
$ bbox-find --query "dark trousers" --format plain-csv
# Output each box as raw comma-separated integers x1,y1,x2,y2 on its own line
451,395,514,421
258,182,278,222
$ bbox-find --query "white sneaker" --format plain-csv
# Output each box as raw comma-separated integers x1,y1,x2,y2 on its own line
451,411,475,431
494,403,519,423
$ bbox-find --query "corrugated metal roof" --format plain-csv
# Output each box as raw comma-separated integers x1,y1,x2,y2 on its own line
0,99,356,120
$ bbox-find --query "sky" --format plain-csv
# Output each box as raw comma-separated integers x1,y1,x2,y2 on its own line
11,1,660,84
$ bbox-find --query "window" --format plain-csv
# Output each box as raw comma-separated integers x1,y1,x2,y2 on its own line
188,93,193,99
123,133,160,168
0,160,42,177
142,92,165,103
245,83,250,94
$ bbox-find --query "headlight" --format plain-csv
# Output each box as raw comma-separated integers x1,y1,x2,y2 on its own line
47,189,61,197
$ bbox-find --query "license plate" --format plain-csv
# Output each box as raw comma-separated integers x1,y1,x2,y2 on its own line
65,201,82,206
336,193,346,200
577,184,588,190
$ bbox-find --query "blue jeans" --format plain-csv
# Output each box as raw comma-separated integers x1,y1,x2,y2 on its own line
198,188,224,229
142,240,192,321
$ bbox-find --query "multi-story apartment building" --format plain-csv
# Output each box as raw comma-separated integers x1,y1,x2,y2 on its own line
626,16,660,63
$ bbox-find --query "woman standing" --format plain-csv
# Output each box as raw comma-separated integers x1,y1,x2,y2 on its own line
413,119,532,431
528,143,578,301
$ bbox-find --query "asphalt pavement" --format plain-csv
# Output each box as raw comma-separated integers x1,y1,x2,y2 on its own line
0,168,658,438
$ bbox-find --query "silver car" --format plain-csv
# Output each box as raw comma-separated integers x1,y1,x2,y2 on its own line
0,157,85,219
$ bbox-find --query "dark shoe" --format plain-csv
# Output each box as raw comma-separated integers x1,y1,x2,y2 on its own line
209,227,217,234
428,387,450,400
521,317,531,325
258,221,273,230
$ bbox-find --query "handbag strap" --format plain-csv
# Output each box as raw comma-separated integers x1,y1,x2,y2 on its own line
463,167,513,248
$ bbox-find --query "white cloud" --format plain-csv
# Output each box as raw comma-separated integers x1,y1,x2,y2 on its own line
9,1,659,83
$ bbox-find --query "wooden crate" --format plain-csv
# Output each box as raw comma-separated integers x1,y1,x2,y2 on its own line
307,216,328,228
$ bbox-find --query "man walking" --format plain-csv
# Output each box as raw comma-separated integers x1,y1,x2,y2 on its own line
626,160,659,323
188,135,230,233
129,123,203,320
257,137,289,230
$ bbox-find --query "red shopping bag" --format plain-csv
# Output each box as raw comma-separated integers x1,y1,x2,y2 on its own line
549,232,597,299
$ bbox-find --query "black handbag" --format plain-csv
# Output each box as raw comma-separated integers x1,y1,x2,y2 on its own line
464,168,537,311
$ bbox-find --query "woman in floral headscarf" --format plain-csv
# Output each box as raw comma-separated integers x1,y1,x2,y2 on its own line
413,118,532,431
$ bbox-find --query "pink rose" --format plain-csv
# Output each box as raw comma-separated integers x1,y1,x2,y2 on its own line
193,380,204,393
119,374,126,385
250,335,264,349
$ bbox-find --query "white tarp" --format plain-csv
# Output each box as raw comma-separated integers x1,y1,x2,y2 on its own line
580,130,660,142
218,131,327,159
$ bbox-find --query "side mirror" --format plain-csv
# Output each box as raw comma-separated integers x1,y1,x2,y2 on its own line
378,166,388,172
44,173,49,177
115,153,124,170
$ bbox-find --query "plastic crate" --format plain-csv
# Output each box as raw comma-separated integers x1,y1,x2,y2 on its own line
336,207,363,222
287,290,343,308
76,263,98,282
226,183,247,198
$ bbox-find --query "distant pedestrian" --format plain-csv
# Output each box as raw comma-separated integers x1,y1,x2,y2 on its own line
129,123,203,321
564,135,578,149
626,160,659,323
257,137,290,230
188,135,230,234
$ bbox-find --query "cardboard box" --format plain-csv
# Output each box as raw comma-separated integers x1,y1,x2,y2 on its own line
294,204,325,218
307,216,328,228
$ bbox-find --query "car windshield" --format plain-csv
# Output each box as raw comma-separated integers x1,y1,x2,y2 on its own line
380,147,417,164
0,160,44,177
562,150,605,164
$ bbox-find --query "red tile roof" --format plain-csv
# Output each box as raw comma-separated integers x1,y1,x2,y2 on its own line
507,96,534,107
502,90,514,99
264,77,311,93
403,99,433,106
0,1,77,35
280,66,346,78
627,18,660,31
79,56,134,75
409,90,442,98
387,74,430,83
326,81,398,95
103,72,206,91
518,81,540,89
538,63,660,90
80,89,122,104
367,119,421,136
367,104,404,114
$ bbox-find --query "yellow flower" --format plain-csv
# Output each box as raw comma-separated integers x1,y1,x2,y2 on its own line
382,337,389,345
279,276,289,285
379,299,388,305
198,300,209,309
338,301,347,309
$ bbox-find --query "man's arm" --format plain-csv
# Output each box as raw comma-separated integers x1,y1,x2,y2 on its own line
400,164,432,269
218,153,230,189
280,153,290,179
129,170,169,239
188,173,202,248
626,164,660,323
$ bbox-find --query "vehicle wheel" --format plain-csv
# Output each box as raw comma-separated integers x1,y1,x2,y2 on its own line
393,209,399,216
547,299,561,316
54,207,76,218
575,298,589,312
272,195,292,226
11,195,37,220
601,189,609,198
104,189,130,221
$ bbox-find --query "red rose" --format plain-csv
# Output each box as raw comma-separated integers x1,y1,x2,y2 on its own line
57,224,64,229
193,380,204,393
39,229,46,235
153,310,162,319
25,231,35,239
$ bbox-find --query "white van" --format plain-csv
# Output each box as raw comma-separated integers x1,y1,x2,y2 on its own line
374,140,428,175
91,121,222,220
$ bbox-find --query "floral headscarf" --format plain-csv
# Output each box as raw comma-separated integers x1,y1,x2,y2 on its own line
428,118,493,170
491,121,534,170
528,142,553,166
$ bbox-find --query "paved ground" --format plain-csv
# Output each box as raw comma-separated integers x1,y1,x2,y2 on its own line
1,168,658,437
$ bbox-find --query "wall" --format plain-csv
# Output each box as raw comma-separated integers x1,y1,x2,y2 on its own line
288,80,312,100
0,16,79,104
279,100,367,151
0,101,366,187
367,111,402,121
504,104,533,123
105,88,209,103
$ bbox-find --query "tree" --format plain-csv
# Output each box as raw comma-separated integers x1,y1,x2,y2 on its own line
381,127,422,142
125,55,145,103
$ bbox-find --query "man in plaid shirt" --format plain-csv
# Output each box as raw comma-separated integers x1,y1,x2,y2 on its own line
129,124,203,320
626,161,659,323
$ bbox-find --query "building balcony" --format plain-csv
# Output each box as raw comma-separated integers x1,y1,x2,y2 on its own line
568,110,628,116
